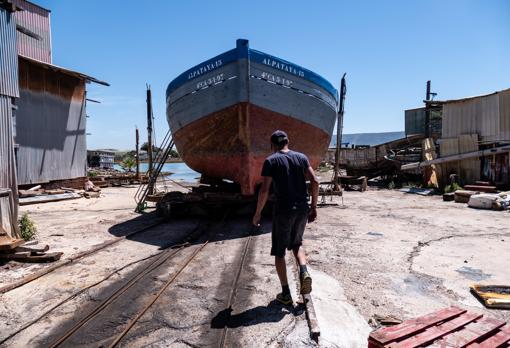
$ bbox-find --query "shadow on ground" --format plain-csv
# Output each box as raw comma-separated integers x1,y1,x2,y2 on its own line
211,300,304,329
107,207,270,248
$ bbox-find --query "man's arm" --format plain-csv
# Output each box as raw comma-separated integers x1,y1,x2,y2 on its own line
305,166,319,222
252,176,272,226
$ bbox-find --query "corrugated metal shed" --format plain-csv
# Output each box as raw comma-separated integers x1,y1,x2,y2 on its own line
0,95,19,237
405,107,442,137
0,6,19,97
15,57,89,185
442,88,510,143
0,4,19,238
11,0,51,63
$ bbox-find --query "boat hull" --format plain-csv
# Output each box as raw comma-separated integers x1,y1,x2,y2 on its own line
173,102,330,195
167,39,337,195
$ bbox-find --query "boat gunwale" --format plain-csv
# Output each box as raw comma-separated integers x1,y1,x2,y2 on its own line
166,41,338,103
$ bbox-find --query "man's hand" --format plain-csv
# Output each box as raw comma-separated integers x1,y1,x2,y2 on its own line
252,212,261,227
308,207,317,223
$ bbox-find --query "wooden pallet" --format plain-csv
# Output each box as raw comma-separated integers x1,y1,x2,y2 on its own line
368,306,510,348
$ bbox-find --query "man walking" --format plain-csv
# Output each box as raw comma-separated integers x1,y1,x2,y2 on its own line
252,130,319,305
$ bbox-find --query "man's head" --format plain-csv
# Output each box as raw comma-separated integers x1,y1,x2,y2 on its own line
270,130,289,151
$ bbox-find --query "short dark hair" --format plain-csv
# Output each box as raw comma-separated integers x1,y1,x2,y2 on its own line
270,130,288,145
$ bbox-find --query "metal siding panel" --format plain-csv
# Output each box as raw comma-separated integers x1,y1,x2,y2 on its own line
0,95,19,237
0,8,20,97
479,93,499,142
15,61,87,185
498,89,510,142
12,0,52,63
442,92,503,142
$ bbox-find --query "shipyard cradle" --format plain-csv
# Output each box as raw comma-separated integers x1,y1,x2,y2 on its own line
166,39,338,195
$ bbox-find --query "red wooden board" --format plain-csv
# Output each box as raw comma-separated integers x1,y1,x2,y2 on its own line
369,307,465,344
389,312,482,348
467,325,510,348
437,317,505,347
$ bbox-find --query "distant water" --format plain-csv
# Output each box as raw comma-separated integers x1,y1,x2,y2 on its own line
330,131,405,147
113,162,200,182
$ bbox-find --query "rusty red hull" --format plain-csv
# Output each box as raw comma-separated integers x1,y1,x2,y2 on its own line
174,103,330,195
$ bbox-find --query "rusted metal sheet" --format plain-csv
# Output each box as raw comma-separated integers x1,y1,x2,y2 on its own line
0,6,19,238
0,7,19,97
0,95,19,238
15,58,88,185
11,0,51,63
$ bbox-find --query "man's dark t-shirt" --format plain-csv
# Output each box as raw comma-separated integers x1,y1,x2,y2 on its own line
261,150,310,211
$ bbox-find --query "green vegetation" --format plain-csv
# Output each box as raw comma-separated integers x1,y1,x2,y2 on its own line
444,182,462,193
387,180,396,190
19,213,37,241
121,155,136,172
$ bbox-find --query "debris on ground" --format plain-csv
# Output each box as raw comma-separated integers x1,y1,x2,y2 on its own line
468,192,510,210
454,189,479,203
369,314,402,328
399,187,434,196
369,306,510,347
471,285,510,309
0,238,62,263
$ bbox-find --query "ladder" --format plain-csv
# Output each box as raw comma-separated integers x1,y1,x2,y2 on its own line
134,129,175,212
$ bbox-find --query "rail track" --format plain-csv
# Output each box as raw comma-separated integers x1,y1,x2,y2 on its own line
45,210,256,348
0,218,168,294
2,212,297,347
2,209,258,347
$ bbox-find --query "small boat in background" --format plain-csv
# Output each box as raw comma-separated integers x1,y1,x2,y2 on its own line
166,39,338,195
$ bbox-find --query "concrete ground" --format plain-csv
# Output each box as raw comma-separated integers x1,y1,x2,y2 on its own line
0,185,509,347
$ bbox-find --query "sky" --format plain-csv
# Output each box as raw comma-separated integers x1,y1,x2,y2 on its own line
36,0,510,151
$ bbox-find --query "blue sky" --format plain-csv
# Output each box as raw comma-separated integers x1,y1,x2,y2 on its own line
37,0,509,150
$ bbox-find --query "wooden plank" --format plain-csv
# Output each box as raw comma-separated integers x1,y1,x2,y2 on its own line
437,317,505,347
0,238,25,251
302,293,320,342
464,185,497,193
19,193,81,206
0,251,31,259
389,312,482,348
0,252,63,263
370,307,466,344
467,325,510,348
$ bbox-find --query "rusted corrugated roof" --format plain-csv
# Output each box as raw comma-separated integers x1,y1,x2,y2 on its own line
19,54,110,86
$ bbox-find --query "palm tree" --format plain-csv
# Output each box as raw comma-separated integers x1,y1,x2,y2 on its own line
121,155,136,172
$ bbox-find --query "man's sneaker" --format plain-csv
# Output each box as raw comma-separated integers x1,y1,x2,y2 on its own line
276,292,293,305
300,271,312,294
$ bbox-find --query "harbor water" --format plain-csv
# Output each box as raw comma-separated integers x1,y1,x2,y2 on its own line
114,162,200,182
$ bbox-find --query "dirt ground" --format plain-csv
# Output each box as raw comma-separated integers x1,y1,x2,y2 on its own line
0,184,509,347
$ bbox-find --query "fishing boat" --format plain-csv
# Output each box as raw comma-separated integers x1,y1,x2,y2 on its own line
166,39,338,195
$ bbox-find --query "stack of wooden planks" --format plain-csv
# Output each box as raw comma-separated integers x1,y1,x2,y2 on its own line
368,306,510,347
0,235,62,263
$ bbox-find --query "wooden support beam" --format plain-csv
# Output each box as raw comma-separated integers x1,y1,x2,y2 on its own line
401,145,510,171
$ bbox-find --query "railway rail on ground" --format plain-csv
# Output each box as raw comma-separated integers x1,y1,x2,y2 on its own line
0,210,275,348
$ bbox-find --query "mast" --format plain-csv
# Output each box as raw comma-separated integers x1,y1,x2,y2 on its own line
333,73,346,191
146,84,153,194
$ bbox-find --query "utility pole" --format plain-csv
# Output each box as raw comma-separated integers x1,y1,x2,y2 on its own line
425,80,431,138
146,85,153,193
135,127,140,180
333,73,347,191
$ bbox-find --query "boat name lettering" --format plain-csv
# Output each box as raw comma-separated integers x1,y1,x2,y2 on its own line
196,73,224,89
261,58,305,77
260,72,293,86
188,59,223,79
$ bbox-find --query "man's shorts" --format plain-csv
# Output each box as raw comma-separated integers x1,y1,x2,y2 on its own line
271,207,309,258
